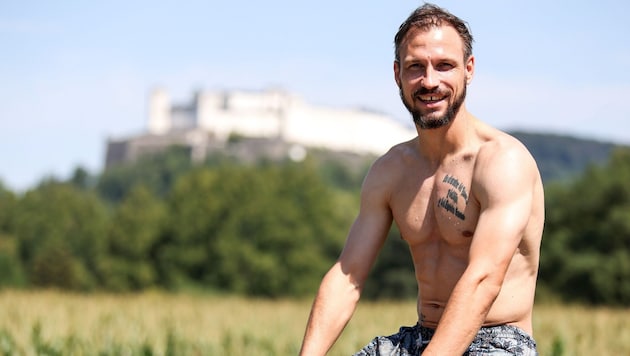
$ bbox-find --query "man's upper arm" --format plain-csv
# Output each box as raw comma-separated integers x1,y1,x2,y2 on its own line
336,157,394,289
468,142,538,279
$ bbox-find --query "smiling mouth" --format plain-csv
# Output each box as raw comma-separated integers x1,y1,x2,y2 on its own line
417,94,447,104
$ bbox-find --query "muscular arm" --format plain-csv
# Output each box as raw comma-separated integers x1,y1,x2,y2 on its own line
423,141,539,355
299,157,394,356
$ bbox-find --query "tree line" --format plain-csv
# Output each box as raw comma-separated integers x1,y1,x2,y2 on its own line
0,145,629,305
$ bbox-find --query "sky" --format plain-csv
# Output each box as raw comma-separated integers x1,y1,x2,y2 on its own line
1,0,629,192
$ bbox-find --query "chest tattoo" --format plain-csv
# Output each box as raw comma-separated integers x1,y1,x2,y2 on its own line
437,174,469,221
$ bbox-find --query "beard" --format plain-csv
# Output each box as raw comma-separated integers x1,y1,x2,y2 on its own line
400,82,467,130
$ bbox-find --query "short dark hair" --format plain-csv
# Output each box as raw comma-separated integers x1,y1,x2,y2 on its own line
394,3,474,63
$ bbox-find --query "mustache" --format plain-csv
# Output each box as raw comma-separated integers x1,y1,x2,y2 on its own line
413,87,448,97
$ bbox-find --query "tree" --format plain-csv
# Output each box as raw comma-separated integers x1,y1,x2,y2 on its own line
157,161,349,296
540,147,630,305
0,184,25,287
14,182,109,290
98,184,166,291
97,146,194,203
69,166,94,190
0,182,16,233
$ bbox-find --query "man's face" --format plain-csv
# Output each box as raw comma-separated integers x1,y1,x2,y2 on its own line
394,25,474,129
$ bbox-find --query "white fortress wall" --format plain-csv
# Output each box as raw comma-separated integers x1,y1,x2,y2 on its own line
203,109,282,140
284,104,416,155
196,90,285,140
147,87,417,156
283,105,353,152
354,111,417,153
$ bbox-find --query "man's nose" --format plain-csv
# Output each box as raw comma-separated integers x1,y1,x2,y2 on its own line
421,67,438,89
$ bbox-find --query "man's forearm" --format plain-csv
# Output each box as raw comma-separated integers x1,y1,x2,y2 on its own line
422,272,501,355
300,263,361,355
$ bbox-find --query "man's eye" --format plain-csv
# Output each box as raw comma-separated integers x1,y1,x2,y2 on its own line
437,63,454,71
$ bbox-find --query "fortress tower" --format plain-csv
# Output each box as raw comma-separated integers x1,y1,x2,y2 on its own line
147,88,171,135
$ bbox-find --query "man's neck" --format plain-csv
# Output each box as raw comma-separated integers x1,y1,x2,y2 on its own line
415,110,475,164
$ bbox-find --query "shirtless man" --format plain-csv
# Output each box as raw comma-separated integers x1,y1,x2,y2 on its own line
300,3,544,355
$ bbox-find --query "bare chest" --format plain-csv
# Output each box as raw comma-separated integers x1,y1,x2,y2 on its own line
391,168,480,247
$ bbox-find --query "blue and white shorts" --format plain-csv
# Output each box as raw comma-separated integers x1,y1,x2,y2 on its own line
353,323,537,355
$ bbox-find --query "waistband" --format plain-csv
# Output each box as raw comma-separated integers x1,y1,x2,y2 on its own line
415,323,537,349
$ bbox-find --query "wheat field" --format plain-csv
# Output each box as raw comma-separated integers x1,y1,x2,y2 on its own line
0,290,628,355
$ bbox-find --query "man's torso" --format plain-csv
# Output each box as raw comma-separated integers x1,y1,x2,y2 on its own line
382,126,543,333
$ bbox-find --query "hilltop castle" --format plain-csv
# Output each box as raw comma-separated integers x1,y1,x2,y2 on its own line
105,87,416,168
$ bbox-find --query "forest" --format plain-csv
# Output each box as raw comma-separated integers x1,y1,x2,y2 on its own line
0,132,628,305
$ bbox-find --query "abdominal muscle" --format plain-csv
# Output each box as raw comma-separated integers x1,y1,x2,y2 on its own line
411,244,535,334
412,245,464,329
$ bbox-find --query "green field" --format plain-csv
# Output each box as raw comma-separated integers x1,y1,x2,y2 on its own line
0,290,628,355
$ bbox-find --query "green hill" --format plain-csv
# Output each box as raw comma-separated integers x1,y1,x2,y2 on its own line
509,131,624,183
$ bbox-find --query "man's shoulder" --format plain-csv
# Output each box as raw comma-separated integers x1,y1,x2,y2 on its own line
477,129,535,165
373,137,419,169
362,138,418,191
473,130,541,194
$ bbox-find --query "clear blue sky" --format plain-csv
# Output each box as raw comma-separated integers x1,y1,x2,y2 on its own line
1,0,629,191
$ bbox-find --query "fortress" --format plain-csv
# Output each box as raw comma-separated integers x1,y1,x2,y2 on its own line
105,87,417,167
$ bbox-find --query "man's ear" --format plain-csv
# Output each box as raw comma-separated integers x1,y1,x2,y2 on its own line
465,55,475,84
394,60,402,88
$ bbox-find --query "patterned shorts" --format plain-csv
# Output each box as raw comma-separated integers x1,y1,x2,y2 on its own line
353,323,537,355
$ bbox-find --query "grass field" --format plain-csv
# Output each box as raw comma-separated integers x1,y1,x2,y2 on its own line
0,290,628,355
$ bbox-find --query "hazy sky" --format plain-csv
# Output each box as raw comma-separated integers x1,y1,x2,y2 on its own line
2,0,629,191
